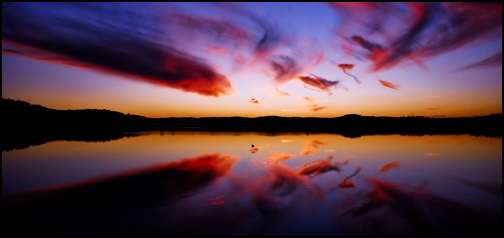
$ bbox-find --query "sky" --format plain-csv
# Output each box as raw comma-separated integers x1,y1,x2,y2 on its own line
2,2,502,118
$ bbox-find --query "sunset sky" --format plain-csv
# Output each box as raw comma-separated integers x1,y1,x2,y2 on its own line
2,2,502,118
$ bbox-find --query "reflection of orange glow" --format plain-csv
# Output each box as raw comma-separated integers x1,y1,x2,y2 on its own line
425,152,440,157
249,147,260,153
311,140,328,146
206,194,225,205
301,148,317,155
378,161,400,172
269,154,295,163
301,139,329,155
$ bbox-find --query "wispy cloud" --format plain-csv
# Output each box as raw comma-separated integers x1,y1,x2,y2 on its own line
330,3,502,73
302,97,314,101
300,139,329,155
311,106,327,112
2,3,234,97
275,88,291,97
461,52,502,70
299,74,339,94
378,79,399,90
249,98,259,104
337,63,360,84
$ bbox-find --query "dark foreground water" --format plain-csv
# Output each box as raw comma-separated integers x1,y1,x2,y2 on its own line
2,132,502,235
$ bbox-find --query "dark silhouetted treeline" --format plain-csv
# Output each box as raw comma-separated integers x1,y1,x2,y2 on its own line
2,98,148,151
151,114,502,138
2,98,502,151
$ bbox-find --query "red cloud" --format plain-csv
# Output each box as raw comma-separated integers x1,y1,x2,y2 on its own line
311,106,327,112
2,3,235,97
298,74,339,94
378,79,399,90
337,3,502,73
249,98,259,104
337,64,361,84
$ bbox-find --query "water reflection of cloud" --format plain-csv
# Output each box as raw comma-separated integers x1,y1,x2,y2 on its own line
338,165,362,188
378,161,400,173
298,155,350,177
425,152,440,157
340,177,501,236
249,147,260,153
206,194,226,206
300,139,329,155
3,153,238,235
4,133,502,236
268,153,295,164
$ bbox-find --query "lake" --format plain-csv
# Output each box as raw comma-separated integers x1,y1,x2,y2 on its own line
2,132,502,235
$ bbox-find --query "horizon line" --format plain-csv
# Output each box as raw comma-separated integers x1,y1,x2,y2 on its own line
3,97,502,120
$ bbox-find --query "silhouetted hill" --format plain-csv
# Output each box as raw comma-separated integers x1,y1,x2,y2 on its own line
2,98,148,130
2,98,149,151
2,98,502,151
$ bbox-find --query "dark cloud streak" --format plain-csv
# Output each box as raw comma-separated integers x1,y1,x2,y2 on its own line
461,52,502,70
2,3,233,97
334,3,502,73
298,74,339,94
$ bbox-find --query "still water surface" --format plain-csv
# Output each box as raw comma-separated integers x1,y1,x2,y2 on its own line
2,132,502,235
